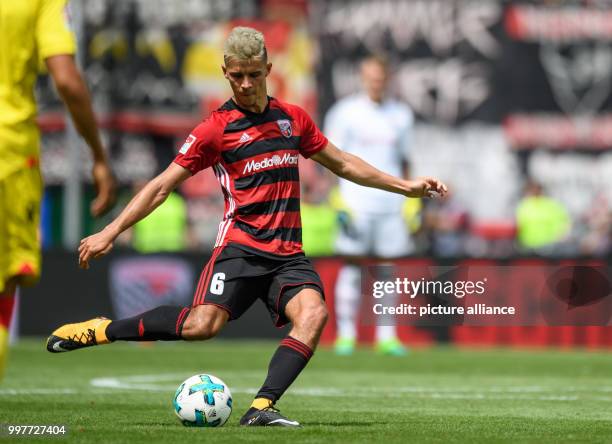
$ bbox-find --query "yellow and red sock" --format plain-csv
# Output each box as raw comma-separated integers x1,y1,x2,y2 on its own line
0,294,16,381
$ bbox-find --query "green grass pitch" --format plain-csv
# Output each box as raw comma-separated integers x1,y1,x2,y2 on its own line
1,339,611,443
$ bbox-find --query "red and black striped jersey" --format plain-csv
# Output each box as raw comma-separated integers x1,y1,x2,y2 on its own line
174,97,328,256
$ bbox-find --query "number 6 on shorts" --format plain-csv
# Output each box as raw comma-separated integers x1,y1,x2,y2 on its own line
210,272,226,295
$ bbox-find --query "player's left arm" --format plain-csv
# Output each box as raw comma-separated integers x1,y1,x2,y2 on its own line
295,103,444,198
78,163,192,269
311,142,447,199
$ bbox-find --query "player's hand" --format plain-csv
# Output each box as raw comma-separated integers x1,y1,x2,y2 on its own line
406,177,448,198
78,230,115,269
90,160,117,217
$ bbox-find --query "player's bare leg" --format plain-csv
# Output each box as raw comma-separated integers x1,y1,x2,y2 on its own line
241,288,328,427
47,304,228,352
285,288,328,349
181,305,229,340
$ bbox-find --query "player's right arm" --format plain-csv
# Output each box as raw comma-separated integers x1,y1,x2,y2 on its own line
78,163,191,269
78,117,222,269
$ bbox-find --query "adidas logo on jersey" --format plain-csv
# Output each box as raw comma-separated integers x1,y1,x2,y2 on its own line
239,132,253,144
243,153,299,174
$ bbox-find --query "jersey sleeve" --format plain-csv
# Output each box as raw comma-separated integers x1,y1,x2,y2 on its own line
36,0,76,61
173,117,223,175
293,105,328,158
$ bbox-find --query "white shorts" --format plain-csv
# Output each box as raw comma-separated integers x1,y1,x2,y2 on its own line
335,211,413,258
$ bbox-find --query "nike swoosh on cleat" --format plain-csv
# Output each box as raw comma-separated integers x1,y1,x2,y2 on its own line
52,341,69,352
268,419,300,426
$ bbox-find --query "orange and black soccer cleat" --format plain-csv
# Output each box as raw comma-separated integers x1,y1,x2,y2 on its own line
46,317,111,353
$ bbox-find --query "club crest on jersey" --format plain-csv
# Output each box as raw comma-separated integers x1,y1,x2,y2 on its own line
277,119,292,138
179,134,196,154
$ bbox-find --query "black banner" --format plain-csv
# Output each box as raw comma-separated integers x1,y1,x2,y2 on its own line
314,0,612,136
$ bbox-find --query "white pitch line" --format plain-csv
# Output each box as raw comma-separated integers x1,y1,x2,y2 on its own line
7,374,609,402
0,388,78,395
2,384,611,403
85,375,612,402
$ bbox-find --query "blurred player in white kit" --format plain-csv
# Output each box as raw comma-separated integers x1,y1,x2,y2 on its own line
324,55,415,356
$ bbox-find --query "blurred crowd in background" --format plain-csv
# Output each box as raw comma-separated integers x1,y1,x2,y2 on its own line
37,0,612,258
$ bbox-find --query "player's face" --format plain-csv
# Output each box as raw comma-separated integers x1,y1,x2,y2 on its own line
223,58,271,111
361,61,388,103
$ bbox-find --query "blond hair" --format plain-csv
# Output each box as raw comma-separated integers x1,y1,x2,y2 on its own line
361,54,389,72
224,27,267,64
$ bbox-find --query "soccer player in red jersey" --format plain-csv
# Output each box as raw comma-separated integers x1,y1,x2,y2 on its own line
47,27,447,427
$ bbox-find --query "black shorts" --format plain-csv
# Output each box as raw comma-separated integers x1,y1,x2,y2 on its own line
191,245,324,327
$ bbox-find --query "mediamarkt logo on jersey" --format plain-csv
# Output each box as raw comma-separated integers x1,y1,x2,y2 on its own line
242,153,298,174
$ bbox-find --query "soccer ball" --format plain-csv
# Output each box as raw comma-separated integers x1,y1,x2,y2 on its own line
173,374,232,427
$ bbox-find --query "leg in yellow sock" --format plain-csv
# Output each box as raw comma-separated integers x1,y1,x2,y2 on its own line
0,282,17,382
0,326,8,381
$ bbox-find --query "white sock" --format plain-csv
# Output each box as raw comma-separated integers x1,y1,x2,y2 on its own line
334,264,361,340
376,325,397,342
374,265,398,342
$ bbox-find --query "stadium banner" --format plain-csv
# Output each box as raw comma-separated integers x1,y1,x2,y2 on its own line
19,251,612,348
313,0,612,140
108,256,195,320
